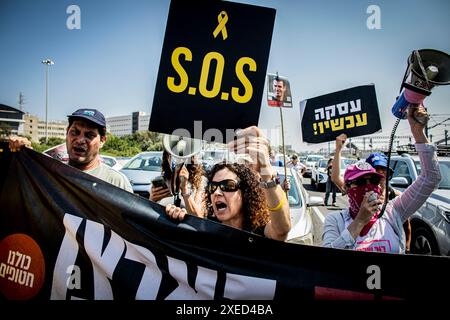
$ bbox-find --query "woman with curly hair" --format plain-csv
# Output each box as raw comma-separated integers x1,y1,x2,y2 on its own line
203,162,269,235
179,154,207,217
166,126,291,241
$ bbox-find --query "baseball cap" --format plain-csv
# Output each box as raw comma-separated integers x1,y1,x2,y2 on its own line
344,161,384,184
67,108,106,128
366,153,393,175
291,154,298,160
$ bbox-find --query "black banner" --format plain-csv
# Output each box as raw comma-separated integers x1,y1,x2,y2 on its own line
149,0,275,143
0,143,449,302
300,85,381,143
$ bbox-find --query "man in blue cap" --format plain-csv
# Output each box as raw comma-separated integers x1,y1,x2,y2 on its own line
9,108,132,192
65,108,132,192
365,153,393,179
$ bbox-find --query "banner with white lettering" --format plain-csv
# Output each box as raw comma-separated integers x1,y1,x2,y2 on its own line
300,85,381,143
0,143,448,301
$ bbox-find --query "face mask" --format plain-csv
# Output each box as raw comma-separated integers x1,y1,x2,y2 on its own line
347,183,382,236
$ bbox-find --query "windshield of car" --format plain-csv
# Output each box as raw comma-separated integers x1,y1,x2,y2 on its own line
201,150,227,162
122,153,162,171
277,174,302,207
343,159,357,167
415,160,450,189
307,156,322,162
101,157,116,167
318,160,328,168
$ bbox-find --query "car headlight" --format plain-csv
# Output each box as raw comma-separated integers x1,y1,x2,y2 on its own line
438,205,450,223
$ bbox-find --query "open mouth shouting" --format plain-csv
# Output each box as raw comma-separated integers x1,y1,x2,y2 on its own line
214,200,228,214
71,145,87,157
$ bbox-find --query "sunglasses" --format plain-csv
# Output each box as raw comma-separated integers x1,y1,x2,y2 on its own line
347,176,381,187
207,179,240,193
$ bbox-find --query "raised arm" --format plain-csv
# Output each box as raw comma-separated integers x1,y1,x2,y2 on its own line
179,165,206,218
331,134,346,192
392,105,441,222
229,126,291,241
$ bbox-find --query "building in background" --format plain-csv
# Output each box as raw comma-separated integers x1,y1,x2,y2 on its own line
0,104,24,138
107,111,150,137
23,113,67,142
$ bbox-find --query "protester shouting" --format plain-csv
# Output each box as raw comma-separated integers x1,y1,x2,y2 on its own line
9,108,132,192
166,126,291,241
323,104,440,253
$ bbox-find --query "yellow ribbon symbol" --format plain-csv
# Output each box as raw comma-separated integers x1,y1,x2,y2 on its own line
213,11,228,40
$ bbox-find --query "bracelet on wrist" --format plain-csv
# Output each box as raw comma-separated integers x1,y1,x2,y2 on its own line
268,194,287,212
181,190,191,197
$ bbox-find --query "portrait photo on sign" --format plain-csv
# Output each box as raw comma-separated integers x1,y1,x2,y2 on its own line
267,74,292,108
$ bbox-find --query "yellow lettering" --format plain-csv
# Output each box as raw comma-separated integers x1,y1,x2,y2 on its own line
167,47,192,93
199,52,224,98
355,113,368,126
232,57,256,104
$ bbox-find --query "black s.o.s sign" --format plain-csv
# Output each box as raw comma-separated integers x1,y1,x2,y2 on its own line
150,0,275,142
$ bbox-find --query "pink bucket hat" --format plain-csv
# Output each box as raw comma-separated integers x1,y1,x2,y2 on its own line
344,162,384,184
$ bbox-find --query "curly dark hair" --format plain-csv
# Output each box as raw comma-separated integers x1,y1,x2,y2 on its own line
162,152,205,195
187,162,205,190
161,150,173,181
206,162,269,233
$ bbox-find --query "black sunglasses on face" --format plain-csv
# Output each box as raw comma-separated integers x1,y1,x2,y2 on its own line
347,176,381,187
207,179,240,193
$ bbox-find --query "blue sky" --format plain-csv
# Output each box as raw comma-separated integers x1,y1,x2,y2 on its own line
1,0,450,151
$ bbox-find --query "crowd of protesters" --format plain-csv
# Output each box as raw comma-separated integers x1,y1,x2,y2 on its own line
8,103,440,251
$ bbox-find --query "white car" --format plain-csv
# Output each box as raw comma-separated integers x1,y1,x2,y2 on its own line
304,154,324,177
274,167,323,245
100,155,122,171
119,151,163,198
311,158,347,191
390,153,450,256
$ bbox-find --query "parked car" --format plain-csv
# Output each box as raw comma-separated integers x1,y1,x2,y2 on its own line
100,155,122,171
115,156,132,167
304,154,324,177
343,158,358,167
390,153,450,256
199,149,229,173
120,151,163,198
310,159,329,191
311,158,347,191
274,167,323,245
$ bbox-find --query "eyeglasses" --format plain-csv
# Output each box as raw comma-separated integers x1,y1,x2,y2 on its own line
207,179,240,193
347,176,381,187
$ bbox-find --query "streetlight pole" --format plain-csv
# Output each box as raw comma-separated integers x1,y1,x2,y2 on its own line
41,58,54,144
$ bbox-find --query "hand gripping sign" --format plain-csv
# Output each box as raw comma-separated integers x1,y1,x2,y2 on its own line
150,0,276,143
300,84,381,143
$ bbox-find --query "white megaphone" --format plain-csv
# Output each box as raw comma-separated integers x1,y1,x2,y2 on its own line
162,134,202,164
392,49,450,120
162,134,202,206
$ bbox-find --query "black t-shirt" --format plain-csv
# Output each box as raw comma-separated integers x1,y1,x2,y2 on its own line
326,165,332,177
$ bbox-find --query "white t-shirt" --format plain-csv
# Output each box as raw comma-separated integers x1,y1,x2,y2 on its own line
343,213,400,253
